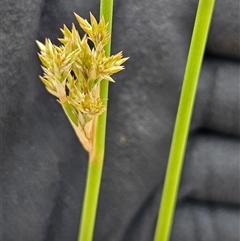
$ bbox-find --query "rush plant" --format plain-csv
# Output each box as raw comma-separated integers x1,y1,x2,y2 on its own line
36,0,127,240
36,0,215,240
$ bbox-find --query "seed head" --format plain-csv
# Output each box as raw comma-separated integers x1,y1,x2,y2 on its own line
37,13,128,152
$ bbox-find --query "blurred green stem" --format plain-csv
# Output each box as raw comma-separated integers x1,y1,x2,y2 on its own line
77,0,114,241
153,0,215,241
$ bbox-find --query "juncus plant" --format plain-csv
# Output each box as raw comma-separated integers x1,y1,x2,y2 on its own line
37,0,127,240
36,0,215,240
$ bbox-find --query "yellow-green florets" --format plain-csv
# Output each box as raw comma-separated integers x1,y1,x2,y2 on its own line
37,13,128,152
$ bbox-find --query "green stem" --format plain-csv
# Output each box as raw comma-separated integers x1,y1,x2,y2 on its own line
153,1,215,241
78,158,104,241
77,1,114,241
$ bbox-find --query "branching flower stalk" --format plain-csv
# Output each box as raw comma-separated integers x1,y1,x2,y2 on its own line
153,0,215,241
37,8,127,241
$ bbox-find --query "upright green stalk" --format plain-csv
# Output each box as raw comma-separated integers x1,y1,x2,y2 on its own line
78,1,114,241
153,1,215,241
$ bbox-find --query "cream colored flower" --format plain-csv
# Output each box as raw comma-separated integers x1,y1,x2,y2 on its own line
37,13,128,152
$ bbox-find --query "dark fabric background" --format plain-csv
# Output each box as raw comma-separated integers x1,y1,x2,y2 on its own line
1,0,240,240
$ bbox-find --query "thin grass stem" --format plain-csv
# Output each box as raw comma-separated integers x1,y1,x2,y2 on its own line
77,0,114,241
153,1,215,241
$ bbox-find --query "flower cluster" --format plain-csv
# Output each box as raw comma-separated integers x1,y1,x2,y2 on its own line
37,13,128,152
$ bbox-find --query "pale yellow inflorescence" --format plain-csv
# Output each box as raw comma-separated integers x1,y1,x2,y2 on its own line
37,13,128,152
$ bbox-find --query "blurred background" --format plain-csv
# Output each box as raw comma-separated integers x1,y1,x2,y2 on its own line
1,0,240,240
